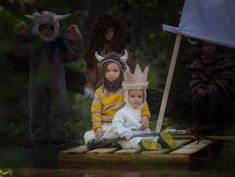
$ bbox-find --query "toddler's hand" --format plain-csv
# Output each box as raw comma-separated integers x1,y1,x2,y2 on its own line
141,116,149,130
84,87,95,99
14,21,29,36
95,128,103,138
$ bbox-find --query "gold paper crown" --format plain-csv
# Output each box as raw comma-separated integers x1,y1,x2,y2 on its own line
122,64,149,90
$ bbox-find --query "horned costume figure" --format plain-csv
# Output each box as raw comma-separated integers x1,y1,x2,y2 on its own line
14,11,82,146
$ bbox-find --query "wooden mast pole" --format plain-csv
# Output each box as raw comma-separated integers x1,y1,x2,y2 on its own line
155,34,182,133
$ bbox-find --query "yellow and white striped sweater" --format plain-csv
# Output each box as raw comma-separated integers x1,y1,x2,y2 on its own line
91,86,151,130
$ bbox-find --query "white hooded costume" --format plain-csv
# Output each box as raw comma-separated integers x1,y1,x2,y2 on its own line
112,64,157,149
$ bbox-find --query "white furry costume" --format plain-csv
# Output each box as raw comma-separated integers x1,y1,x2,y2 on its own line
112,64,156,149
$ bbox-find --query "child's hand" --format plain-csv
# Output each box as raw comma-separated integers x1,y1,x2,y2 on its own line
95,128,103,138
141,116,149,130
197,87,207,96
84,87,95,99
67,24,81,40
14,21,29,36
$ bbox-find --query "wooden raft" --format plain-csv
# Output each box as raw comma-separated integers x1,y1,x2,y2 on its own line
59,139,221,166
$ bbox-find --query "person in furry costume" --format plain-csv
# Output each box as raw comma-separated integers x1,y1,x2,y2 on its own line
14,11,82,146
84,14,134,99
190,41,234,126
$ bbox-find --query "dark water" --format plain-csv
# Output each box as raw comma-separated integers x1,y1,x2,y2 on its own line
1,141,235,177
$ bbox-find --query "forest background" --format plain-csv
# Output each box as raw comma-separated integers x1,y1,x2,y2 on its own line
0,0,235,145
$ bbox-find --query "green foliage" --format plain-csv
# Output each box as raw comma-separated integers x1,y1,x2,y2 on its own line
0,169,13,177
65,93,92,143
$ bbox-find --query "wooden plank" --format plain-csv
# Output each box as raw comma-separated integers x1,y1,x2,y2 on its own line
87,148,118,154
174,139,193,148
60,139,192,154
59,140,222,167
59,152,190,165
60,145,89,154
114,149,140,154
170,140,213,154
60,139,192,155
59,141,194,165
141,148,168,154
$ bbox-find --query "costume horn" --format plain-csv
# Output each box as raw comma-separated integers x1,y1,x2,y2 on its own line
120,49,128,62
95,51,104,62
55,13,71,21
24,11,41,21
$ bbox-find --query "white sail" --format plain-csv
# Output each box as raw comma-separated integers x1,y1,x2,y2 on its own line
163,0,235,49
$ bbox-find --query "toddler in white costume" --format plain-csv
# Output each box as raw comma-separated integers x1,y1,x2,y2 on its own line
112,64,160,150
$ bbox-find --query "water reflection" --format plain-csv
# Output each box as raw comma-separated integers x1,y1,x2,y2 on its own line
12,168,235,177
24,146,59,168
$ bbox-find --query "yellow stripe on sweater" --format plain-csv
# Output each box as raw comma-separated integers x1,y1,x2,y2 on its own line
142,103,151,118
101,94,124,105
102,109,118,118
91,104,102,112
92,114,101,121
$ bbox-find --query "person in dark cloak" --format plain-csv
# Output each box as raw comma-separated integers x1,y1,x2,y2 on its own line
14,11,82,146
190,40,234,126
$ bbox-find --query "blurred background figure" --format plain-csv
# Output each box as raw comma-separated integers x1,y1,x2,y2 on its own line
14,11,82,147
190,40,234,126
84,14,134,99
